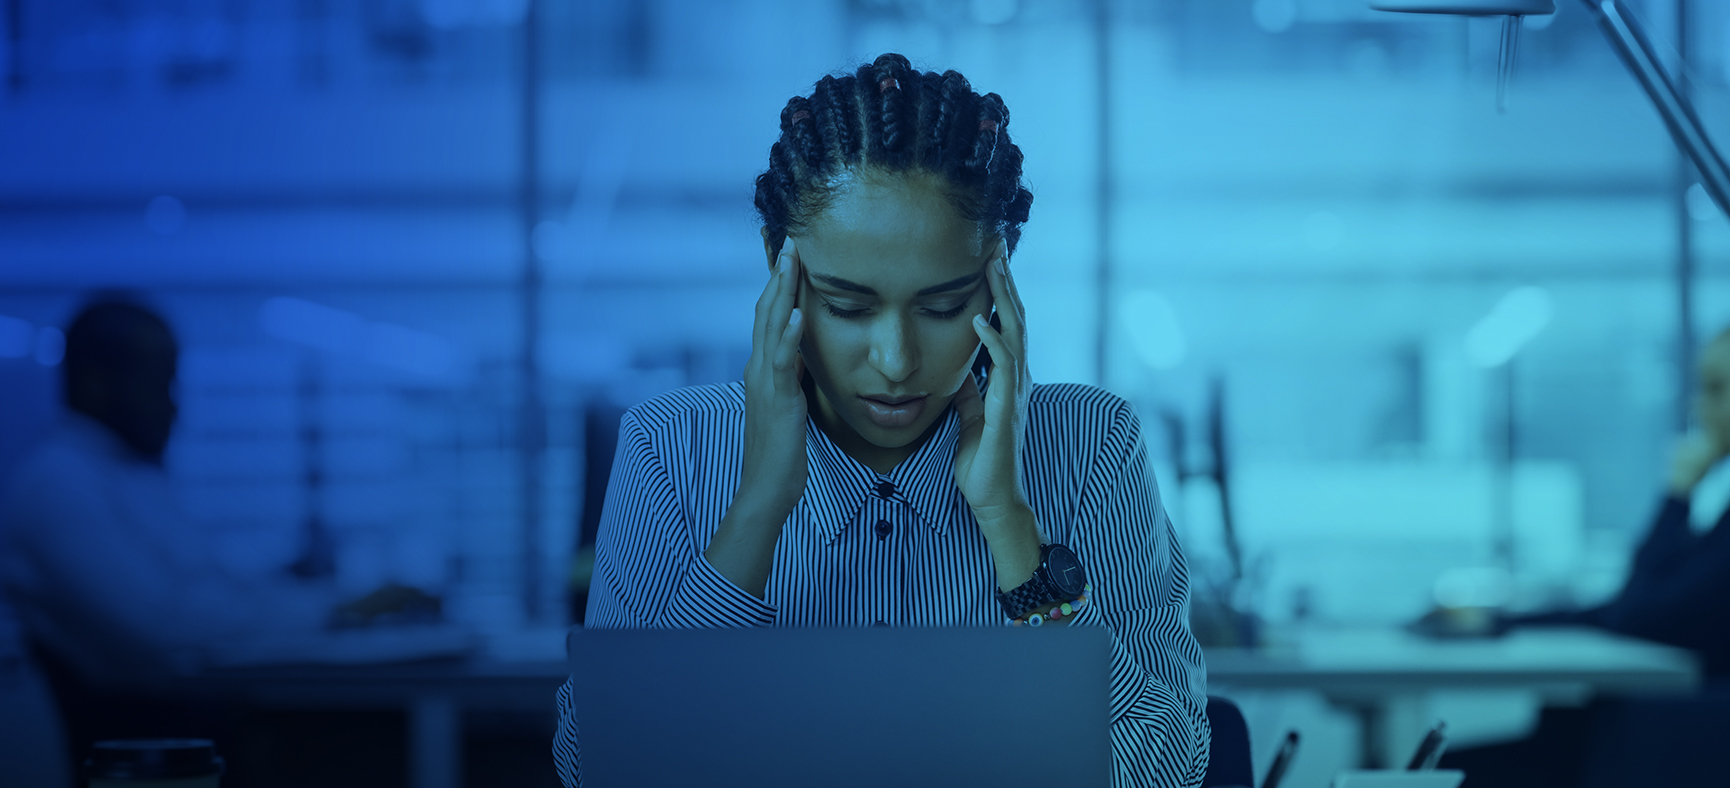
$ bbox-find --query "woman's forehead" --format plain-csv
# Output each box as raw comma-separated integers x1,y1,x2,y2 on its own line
797,171,993,292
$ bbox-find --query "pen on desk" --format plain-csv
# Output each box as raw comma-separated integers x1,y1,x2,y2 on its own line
1261,730,1299,788
1406,721,1448,771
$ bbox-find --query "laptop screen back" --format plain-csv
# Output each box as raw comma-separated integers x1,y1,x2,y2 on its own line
567,626,1112,788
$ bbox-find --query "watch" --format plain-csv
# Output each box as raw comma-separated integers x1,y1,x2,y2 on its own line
996,543,1088,619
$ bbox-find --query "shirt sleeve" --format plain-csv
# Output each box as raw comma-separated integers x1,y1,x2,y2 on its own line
555,406,776,788
582,407,777,630
1621,496,1696,594
1601,495,1730,648
1062,400,1211,788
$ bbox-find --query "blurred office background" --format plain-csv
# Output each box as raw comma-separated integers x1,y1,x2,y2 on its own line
2,0,1727,783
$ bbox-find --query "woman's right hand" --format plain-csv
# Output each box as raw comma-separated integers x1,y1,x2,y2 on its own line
738,238,810,523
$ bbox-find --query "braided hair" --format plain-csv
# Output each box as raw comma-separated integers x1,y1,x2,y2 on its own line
754,53,1035,260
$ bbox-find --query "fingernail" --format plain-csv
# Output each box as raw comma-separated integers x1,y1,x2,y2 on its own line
995,256,1006,277
790,308,802,325
973,313,986,326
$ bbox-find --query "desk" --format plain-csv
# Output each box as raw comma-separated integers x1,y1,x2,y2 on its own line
195,648,569,788
1204,626,1700,767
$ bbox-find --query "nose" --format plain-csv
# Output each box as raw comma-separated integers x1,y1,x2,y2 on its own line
867,313,918,384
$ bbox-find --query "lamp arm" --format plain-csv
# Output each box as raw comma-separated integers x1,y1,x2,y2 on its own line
1583,0,1730,218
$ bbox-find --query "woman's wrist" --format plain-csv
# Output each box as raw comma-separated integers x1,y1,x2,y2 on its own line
731,478,801,529
974,503,1042,592
972,499,1036,538
706,485,797,598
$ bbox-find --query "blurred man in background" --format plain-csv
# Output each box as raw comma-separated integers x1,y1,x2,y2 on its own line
0,297,437,785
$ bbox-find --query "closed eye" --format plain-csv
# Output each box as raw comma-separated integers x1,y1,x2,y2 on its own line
818,298,972,320
821,300,870,319
924,302,969,319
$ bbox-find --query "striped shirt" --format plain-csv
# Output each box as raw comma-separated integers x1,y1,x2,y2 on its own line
555,381,1209,787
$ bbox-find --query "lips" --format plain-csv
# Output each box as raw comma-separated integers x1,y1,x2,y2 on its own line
859,395,927,429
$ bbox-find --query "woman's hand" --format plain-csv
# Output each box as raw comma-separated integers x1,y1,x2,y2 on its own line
952,245,1043,591
740,240,810,515
707,239,808,597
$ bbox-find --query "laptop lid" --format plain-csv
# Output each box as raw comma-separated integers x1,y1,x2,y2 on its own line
567,626,1112,788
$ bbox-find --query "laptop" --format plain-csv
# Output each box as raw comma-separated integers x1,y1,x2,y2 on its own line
566,626,1112,787
1331,772,1464,788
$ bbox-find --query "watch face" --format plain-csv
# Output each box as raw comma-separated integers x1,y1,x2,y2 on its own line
1046,544,1087,597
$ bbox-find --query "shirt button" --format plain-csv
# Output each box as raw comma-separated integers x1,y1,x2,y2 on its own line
874,519,892,540
875,480,895,499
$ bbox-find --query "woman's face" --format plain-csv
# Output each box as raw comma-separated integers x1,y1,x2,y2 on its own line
774,170,1000,470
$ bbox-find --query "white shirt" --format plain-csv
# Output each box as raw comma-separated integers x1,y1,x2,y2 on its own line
556,382,1210,788
0,412,332,690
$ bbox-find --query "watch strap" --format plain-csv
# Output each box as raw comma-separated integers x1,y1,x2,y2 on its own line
996,544,1066,619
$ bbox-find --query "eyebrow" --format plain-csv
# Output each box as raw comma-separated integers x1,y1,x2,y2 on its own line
808,271,982,297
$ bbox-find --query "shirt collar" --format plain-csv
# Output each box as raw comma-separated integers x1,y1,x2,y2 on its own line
801,405,967,544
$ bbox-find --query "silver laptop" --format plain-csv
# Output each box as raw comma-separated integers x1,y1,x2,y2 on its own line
566,626,1112,788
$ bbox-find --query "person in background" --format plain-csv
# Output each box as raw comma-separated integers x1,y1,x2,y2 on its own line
1483,327,1730,672
1581,327,1730,674
1439,328,1730,787
0,297,434,784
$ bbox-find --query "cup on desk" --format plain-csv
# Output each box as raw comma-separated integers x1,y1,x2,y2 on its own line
86,739,224,788
1414,567,1512,638
1407,604,1503,638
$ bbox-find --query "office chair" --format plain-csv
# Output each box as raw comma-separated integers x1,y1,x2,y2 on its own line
1204,695,1254,788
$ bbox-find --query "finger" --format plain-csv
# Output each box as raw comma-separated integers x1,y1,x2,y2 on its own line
753,255,786,355
952,370,985,427
973,312,1018,378
767,239,800,344
992,247,1028,360
756,241,796,346
772,308,804,381
752,278,773,356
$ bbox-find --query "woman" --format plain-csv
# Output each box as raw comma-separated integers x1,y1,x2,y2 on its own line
555,54,1208,788
1440,329,1730,787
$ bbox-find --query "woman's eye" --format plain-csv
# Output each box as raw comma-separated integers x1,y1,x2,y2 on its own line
821,301,869,319
817,298,968,320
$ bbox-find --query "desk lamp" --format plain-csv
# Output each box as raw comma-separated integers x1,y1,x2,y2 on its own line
1373,1,1555,111
1370,0,1730,220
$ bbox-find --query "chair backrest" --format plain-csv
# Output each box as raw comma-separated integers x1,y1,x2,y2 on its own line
1203,695,1255,788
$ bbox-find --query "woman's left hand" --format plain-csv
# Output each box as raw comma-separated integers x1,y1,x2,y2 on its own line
952,244,1034,534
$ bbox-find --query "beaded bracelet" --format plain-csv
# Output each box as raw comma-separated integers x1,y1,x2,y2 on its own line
1011,584,1092,627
